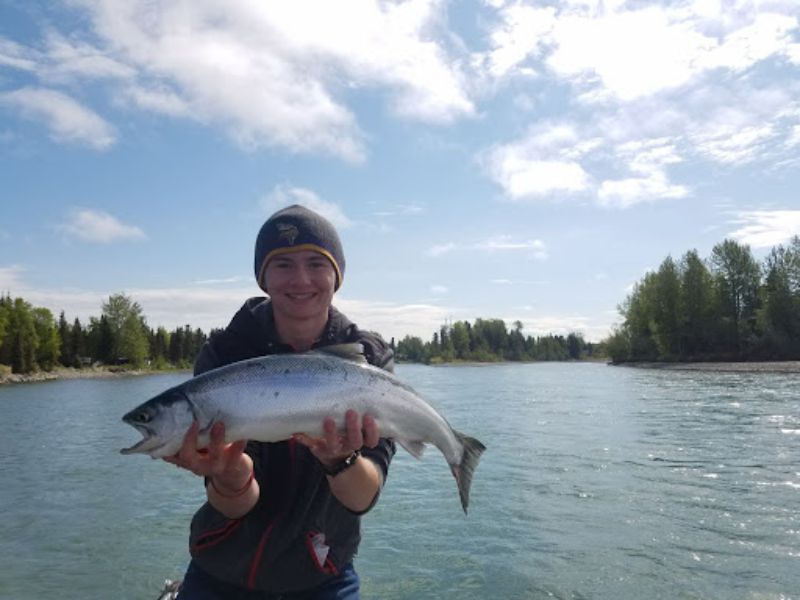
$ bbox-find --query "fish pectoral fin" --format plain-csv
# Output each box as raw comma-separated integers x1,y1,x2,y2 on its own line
312,343,368,364
397,439,426,459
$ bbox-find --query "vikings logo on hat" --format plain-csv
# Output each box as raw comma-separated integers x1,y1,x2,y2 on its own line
276,223,299,245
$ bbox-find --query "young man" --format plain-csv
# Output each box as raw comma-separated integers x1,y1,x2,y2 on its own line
168,205,395,599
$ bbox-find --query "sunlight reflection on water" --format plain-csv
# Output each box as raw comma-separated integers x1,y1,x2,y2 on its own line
0,365,798,599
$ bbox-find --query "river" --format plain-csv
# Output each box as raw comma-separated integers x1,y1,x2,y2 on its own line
0,363,797,599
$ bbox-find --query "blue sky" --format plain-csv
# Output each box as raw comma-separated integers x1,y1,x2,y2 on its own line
1,0,799,343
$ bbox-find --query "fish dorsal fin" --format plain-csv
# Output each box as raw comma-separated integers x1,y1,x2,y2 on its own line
313,342,368,364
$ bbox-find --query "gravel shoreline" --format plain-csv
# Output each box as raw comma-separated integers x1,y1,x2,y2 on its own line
3,361,799,385
0,367,189,386
615,361,800,373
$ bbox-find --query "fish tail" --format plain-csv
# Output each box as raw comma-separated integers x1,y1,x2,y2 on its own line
450,431,486,514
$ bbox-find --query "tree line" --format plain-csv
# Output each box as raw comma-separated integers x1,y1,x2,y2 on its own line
0,293,212,374
394,318,599,363
606,237,800,363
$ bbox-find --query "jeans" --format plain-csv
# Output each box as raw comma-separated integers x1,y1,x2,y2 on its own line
176,560,360,600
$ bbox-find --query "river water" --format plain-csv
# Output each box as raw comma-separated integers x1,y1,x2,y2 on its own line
0,363,797,599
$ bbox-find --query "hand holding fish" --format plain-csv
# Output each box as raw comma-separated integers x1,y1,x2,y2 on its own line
163,421,249,480
121,348,486,513
293,409,383,513
292,409,379,469
164,421,259,519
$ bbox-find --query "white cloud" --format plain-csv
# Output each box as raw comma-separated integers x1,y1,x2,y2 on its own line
334,297,452,342
473,4,799,200
127,285,260,331
481,121,599,199
691,119,778,164
430,285,448,295
598,173,688,208
505,159,591,197
193,276,249,285
598,137,689,207
40,31,135,82
511,314,611,342
0,264,451,343
475,236,548,260
478,4,555,79
786,43,800,64
728,210,800,249
0,265,27,290
479,2,798,102
547,7,715,101
261,185,352,229
1,267,614,343
426,242,457,257
698,13,798,72
58,209,146,244
124,85,191,117
787,125,800,148
29,0,472,160
0,37,38,71
0,87,116,149
490,278,548,285
372,204,425,217
426,236,548,260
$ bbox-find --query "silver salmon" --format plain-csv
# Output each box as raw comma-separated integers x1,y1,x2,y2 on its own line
121,344,486,513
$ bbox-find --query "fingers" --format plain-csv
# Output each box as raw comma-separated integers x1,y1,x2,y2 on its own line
229,439,248,456
208,421,226,463
176,421,200,464
345,410,363,450
292,432,321,452
294,411,381,464
362,414,379,448
163,421,248,478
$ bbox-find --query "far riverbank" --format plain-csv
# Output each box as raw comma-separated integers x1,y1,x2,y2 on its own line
615,361,800,373
0,366,191,386
4,359,799,386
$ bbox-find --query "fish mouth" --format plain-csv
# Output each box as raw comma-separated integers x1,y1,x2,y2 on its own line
120,423,164,456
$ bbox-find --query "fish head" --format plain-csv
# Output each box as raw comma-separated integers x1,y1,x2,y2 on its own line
120,388,195,458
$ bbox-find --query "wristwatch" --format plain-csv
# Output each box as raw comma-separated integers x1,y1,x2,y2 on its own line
321,449,361,477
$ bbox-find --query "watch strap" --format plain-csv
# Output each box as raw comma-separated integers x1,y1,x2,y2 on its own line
322,449,361,477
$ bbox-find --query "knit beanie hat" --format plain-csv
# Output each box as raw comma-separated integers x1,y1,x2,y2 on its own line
254,204,345,292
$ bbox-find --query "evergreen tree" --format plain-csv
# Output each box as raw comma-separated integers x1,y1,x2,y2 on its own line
192,327,207,361
32,307,60,371
757,238,800,357
5,298,38,373
508,321,527,361
651,257,681,359
71,318,85,367
678,250,716,358
169,326,185,364
710,239,761,357
151,327,170,360
396,335,428,362
621,274,659,360
566,333,584,359
58,311,73,368
0,295,10,358
118,312,149,367
88,316,114,363
450,322,470,359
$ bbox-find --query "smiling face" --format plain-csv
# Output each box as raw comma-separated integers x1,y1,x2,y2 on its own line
264,249,337,333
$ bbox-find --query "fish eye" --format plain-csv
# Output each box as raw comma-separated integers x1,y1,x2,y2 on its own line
133,411,151,424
